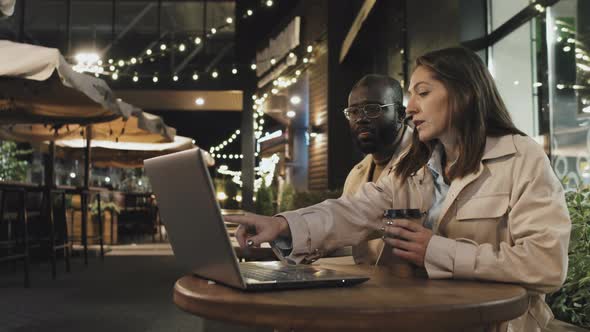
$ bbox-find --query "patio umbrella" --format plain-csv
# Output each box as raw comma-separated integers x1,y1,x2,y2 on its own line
0,40,131,125
0,106,175,144
52,135,214,168
0,40,176,264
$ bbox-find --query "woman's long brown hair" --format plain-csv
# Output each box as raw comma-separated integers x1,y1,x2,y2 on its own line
395,47,525,181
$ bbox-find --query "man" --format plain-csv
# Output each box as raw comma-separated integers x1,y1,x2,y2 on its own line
341,74,412,265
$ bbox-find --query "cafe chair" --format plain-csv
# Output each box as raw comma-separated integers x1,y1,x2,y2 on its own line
0,188,30,288
44,189,71,279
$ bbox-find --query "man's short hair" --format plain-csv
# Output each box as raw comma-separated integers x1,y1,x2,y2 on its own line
352,74,404,119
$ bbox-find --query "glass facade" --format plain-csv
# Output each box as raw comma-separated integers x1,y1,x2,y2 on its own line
488,0,590,188
547,0,590,188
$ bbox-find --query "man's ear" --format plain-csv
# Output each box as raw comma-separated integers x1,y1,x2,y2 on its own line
397,105,407,122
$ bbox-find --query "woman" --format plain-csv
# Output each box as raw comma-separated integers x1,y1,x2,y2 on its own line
226,47,571,332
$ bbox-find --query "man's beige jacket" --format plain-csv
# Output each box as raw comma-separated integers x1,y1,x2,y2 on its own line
280,135,571,332
342,126,413,265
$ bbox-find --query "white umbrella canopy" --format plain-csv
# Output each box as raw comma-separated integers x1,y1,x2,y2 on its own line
0,103,174,143
50,136,214,169
0,40,132,125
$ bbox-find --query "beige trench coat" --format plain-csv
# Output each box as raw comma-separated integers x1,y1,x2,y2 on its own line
280,135,571,332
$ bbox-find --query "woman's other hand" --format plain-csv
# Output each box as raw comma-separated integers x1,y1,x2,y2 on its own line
382,219,433,267
225,213,291,248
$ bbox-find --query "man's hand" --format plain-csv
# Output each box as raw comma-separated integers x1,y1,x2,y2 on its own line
225,213,290,248
381,219,433,267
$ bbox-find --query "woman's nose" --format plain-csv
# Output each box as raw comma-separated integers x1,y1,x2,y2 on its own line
406,97,417,115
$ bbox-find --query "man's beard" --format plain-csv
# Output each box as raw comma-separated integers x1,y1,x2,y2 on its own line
355,123,398,154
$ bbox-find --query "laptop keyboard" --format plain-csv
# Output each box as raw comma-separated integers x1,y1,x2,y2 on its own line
240,263,326,282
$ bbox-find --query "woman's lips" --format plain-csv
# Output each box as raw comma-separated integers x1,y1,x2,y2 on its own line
413,120,424,129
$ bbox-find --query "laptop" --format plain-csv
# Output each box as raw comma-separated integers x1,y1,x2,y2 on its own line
144,148,369,291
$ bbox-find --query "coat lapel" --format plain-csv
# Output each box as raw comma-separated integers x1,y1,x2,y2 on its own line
433,163,484,233
432,135,518,233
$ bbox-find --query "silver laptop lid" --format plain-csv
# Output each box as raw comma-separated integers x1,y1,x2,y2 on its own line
145,148,246,289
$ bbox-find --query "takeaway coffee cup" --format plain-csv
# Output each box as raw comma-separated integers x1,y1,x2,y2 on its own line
379,209,428,278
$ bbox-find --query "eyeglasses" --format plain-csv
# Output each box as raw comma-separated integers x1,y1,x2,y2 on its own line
342,103,395,121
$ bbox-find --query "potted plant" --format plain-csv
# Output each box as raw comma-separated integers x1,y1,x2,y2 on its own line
546,186,590,328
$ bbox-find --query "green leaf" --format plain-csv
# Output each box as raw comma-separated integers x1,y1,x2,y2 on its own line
547,185,590,328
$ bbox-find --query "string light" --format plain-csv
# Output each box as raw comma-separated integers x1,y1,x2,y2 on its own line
194,37,202,44
217,154,280,191
192,73,199,80
152,75,159,83
173,75,179,81
211,71,219,78
179,43,186,52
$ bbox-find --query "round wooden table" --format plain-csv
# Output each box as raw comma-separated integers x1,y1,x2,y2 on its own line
173,263,529,331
